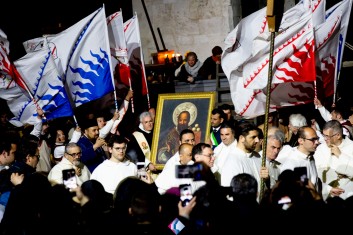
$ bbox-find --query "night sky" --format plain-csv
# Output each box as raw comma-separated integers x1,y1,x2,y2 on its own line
0,0,133,61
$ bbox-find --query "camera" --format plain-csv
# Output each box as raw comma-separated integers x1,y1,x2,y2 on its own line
175,163,203,181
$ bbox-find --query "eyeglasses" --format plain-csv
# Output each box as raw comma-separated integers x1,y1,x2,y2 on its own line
66,152,82,157
114,147,126,151
322,133,338,139
201,153,214,158
33,154,40,159
303,137,319,143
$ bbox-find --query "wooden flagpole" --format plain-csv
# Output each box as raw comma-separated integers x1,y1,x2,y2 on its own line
259,0,284,201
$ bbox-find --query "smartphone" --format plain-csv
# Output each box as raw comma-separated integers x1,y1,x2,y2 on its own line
62,169,77,190
176,163,203,181
179,184,192,207
294,166,308,185
137,162,147,179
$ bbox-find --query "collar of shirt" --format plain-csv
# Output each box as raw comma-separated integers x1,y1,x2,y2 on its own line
212,126,220,132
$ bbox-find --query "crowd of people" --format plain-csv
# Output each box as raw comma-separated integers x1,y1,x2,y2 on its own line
1,67,353,234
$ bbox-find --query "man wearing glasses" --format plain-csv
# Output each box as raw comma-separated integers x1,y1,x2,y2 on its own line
91,135,138,195
314,120,353,200
279,126,320,191
48,143,91,187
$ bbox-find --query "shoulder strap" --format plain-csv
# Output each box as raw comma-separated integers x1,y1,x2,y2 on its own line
132,132,151,160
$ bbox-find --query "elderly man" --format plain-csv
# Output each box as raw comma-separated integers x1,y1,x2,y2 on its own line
126,111,156,171
259,127,286,189
48,142,91,187
314,120,353,200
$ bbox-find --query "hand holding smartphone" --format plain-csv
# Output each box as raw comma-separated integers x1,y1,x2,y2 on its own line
137,162,147,179
179,184,192,207
62,169,78,190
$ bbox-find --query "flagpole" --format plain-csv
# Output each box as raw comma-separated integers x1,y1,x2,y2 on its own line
259,0,284,202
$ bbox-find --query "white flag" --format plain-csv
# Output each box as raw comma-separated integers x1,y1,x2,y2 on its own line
124,14,149,98
107,10,131,87
23,6,115,107
7,47,74,126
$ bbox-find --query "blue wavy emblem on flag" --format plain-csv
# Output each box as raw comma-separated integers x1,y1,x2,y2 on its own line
12,50,73,124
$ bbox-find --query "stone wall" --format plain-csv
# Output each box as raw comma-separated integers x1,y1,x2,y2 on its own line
132,0,295,63
132,0,239,63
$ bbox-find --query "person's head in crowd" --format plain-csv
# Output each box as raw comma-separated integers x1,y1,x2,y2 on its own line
179,143,194,165
192,143,214,168
231,173,258,202
74,179,113,209
211,45,223,63
128,189,161,225
288,113,307,135
236,121,260,153
219,123,236,146
17,140,40,170
297,126,319,155
108,135,128,162
148,107,156,123
255,127,264,152
54,146,65,163
64,143,82,166
322,120,343,146
81,118,100,141
330,105,349,122
0,137,17,167
113,176,153,218
265,127,285,161
185,51,199,68
219,104,233,122
96,112,107,130
139,111,153,132
211,108,225,129
179,129,196,146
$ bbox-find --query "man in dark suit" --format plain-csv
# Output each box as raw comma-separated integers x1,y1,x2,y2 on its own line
210,108,225,150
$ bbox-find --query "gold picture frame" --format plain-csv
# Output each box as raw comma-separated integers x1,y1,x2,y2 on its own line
151,91,216,170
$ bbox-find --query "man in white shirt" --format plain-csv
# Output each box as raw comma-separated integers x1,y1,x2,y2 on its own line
155,143,195,194
48,143,91,187
279,126,320,191
211,123,237,183
91,135,137,195
220,121,261,189
314,120,353,200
